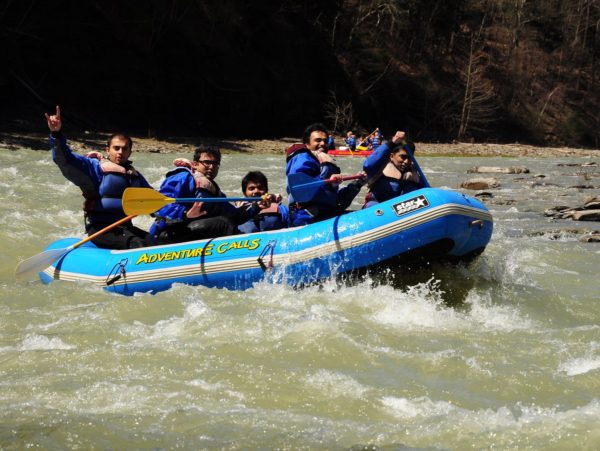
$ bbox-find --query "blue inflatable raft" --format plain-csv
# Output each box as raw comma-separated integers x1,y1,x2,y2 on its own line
39,188,493,295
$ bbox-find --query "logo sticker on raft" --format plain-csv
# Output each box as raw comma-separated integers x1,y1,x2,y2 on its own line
392,195,429,216
135,238,261,265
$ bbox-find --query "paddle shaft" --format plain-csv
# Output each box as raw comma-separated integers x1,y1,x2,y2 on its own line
15,214,137,281
358,127,379,148
288,173,365,203
404,144,430,188
74,215,137,249
166,196,261,203
122,187,264,215
323,174,364,184
291,174,364,190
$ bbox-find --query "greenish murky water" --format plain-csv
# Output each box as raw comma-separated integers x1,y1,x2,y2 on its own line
1,145,599,449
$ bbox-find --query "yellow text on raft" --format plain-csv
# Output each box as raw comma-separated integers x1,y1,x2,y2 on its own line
135,245,214,265
216,238,261,254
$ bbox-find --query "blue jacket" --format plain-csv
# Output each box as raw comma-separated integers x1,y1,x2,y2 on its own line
237,204,290,234
326,136,335,150
50,132,152,227
363,142,421,205
368,136,381,149
286,147,361,226
153,168,197,221
345,136,357,150
151,167,256,237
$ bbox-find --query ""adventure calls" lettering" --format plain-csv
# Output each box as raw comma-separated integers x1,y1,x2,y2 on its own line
135,238,261,265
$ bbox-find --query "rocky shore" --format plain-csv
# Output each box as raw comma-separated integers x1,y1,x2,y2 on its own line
1,130,599,157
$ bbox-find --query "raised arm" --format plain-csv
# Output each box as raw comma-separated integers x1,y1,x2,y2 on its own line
363,131,407,177
46,105,102,192
45,105,62,132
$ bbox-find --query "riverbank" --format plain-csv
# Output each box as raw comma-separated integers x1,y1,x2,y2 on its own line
1,130,598,157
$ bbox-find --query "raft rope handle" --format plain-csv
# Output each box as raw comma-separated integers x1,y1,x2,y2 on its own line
257,240,276,271
106,258,128,286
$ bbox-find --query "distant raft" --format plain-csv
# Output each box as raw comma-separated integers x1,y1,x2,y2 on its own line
327,147,373,157
39,187,493,295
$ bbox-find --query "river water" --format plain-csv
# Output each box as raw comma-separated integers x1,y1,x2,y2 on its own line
1,145,599,449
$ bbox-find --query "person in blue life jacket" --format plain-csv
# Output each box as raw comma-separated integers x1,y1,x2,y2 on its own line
45,105,152,249
344,131,357,151
150,146,272,244
326,134,336,150
362,130,422,208
357,133,369,149
285,123,366,227
236,171,289,234
367,128,383,149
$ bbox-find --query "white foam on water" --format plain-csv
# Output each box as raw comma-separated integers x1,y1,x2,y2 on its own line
186,379,246,401
24,315,73,332
303,369,368,399
0,166,19,177
72,382,151,414
117,290,213,344
368,279,467,331
558,343,600,376
142,298,211,340
465,356,493,376
31,158,54,168
466,290,535,332
559,357,600,376
495,400,600,432
241,279,539,342
17,333,75,351
365,277,535,335
186,378,225,390
497,245,541,287
381,395,456,419
381,396,600,435
183,297,210,319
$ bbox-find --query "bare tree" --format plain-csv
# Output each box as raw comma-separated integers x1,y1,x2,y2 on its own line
323,90,356,134
457,19,498,140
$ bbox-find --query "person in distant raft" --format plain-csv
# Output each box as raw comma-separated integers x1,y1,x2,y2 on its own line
367,128,383,149
362,130,422,208
285,123,365,226
344,131,357,151
326,133,336,151
150,146,276,244
45,105,152,249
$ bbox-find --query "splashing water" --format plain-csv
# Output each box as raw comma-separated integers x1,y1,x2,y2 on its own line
1,147,599,449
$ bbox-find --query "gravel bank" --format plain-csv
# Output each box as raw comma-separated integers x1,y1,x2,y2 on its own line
1,130,598,157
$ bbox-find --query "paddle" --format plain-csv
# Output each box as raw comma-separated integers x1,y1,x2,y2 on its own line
288,173,365,203
15,214,137,281
122,187,262,215
404,142,430,188
357,127,379,148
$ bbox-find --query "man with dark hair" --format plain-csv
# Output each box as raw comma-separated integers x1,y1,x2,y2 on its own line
241,171,269,195
285,122,364,226
45,105,152,249
362,131,422,208
150,146,268,244
237,171,288,234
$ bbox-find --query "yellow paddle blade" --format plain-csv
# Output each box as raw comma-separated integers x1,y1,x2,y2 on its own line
122,188,175,215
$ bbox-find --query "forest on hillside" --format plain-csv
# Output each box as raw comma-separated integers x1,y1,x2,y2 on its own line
1,0,599,147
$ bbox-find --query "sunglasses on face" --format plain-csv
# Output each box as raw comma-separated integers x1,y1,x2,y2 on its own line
399,154,409,160
199,160,220,167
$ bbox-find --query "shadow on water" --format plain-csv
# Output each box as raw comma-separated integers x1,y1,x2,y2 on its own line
368,260,477,310
336,241,486,310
